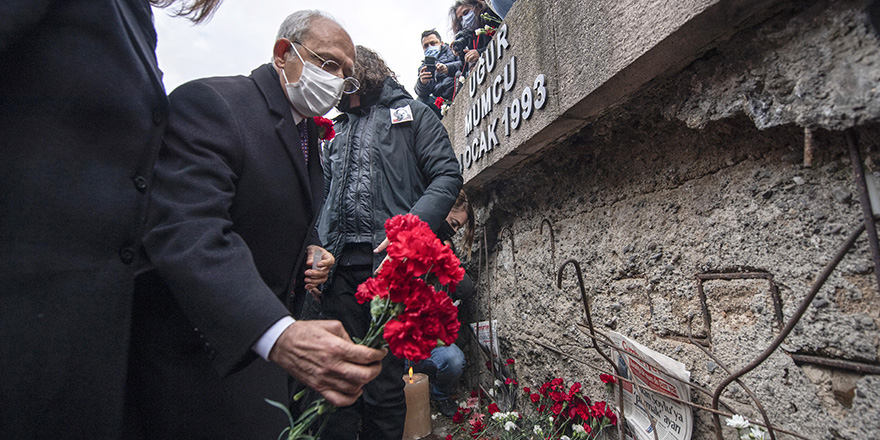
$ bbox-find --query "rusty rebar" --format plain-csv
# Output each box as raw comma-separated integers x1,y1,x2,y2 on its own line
710,216,874,436
557,258,617,371
804,127,814,168
845,129,880,290
789,353,880,375
540,218,556,274
688,315,776,440
556,258,627,440
696,272,784,334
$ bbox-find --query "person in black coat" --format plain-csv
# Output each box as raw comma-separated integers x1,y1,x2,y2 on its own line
415,29,463,115
127,10,385,439
0,0,218,437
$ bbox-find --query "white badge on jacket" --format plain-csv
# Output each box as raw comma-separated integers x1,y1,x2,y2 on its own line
390,105,414,124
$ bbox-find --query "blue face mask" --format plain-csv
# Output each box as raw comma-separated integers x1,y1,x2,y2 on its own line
461,10,477,31
424,46,440,58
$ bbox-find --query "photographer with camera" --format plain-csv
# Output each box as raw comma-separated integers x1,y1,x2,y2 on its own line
415,29,462,117
449,0,501,77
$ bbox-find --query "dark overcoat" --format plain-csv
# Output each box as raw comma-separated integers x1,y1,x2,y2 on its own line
127,63,325,439
0,0,167,437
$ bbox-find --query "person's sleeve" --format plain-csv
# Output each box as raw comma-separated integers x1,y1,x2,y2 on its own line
142,80,291,376
434,75,456,101
0,1,53,54
451,271,475,301
251,316,296,360
445,60,463,78
407,102,463,230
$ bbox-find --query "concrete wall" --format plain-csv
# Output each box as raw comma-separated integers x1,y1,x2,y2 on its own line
444,1,880,438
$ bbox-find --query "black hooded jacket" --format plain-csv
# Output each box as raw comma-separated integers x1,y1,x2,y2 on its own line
318,77,462,270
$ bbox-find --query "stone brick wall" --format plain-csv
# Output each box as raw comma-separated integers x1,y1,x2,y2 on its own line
447,1,880,438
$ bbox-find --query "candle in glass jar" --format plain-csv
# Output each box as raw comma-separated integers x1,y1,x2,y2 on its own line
402,368,431,439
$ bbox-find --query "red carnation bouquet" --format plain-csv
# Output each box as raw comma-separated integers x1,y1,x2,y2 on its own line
270,213,464,439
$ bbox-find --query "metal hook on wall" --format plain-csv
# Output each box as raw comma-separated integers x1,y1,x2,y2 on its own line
556,258,617,372
540,218,556,276
710,216,876,438
557,257,629,440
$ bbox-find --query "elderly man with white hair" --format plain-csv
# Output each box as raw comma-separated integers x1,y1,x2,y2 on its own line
126,10,384,439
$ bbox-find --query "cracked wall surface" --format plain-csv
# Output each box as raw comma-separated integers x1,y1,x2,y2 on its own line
452,1,880,438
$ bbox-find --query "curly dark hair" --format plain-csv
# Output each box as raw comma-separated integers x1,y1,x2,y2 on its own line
150,0,222,23
354,45,397,96
449,0,489,34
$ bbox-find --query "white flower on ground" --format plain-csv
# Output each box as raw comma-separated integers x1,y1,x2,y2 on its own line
494,379,503,387
431,414,438,420
725,414,750,429
492,412,505,421
504,421,517,431
750,426,769,440
560,436,571,440
573,424,586,434
533,425,543,435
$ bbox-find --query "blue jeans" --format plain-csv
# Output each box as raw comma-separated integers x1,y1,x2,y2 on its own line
413,344,465,400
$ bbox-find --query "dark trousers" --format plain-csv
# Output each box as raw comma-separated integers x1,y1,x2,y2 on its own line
319,262,406,440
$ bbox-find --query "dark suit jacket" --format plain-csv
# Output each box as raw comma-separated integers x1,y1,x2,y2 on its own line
0,0,167,437
128,63,324,439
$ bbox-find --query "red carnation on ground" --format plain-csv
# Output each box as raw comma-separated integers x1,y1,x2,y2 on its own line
600,373,617,384
313,116,335,140
487,403,500,414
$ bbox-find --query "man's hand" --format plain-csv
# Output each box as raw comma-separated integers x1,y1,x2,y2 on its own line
305,245,335,291
418,66,433,85
269,320,385,407
463,48,479,65
436,63,448,75
373,238,391,275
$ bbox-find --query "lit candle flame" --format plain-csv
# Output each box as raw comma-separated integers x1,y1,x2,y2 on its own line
408,366,414,383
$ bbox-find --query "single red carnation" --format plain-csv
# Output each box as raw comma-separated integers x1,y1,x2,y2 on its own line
313,116,335,140
600,373,617,384
505,377,517,386
506,358,515,365
355,277,387,304
605,407,618,426
452,410,465,423
530,393,540,403
591,401,607,418
434,96,445,109
487,403,500,414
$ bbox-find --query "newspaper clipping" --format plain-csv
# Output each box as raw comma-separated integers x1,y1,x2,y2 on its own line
470,320,500,356
607,331,693,440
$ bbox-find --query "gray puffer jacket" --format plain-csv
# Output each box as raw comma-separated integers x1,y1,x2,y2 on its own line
318,77,463,270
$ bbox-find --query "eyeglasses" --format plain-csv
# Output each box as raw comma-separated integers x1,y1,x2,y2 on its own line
293,41,359,94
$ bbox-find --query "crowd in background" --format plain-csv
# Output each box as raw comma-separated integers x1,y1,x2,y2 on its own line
415,0,512,118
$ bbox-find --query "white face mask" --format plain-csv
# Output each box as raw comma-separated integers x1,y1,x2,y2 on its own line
281,44,345,117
